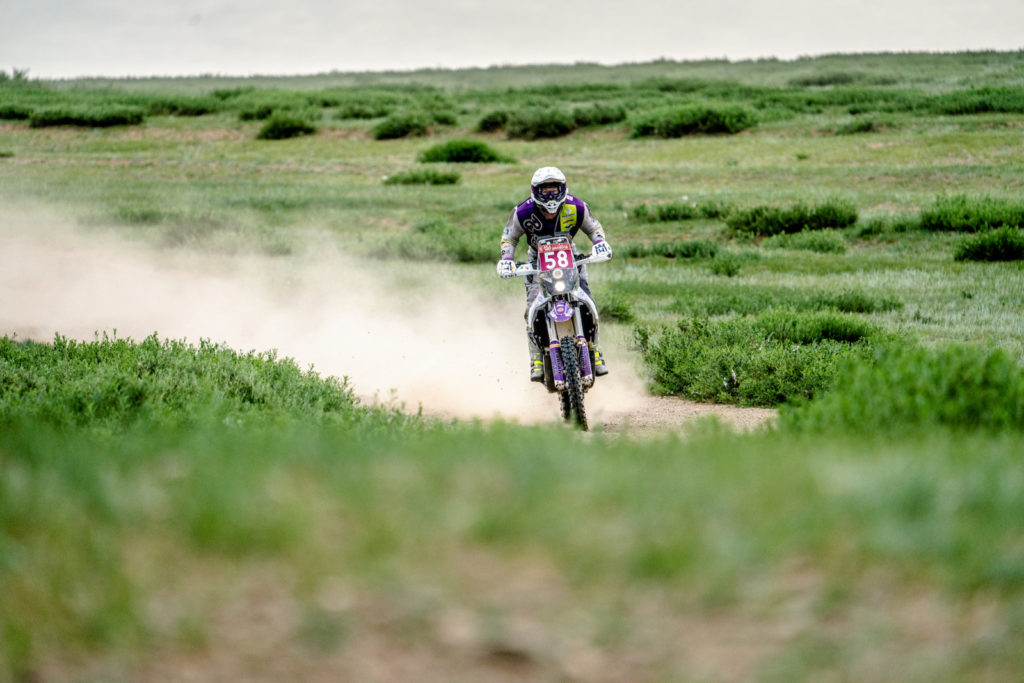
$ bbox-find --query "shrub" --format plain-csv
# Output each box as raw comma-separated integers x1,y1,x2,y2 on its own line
954,227,1024,261
631,105,756,138
598,293,636,324
753,309,877,344
812,290,902,314
727,200,858,237
635,316,872,406
0,104,32,120
383,169,461,186
927,86,1024,115
919,195,1024,232
373,111,431,139
780,343,1024,433
632,199,733,222
29,105,145,128
145,96,220,117
836,118,888,135
256,115,317,140
0,334,360,430
788,71,861,87
709,253,743,277
238,104,276,121
572,103,627,127
476,109,509,132
336,102,393,119
506,109,577,140
0,150,13,158
417,139,513,163
619,239,717,259
762,230,848,253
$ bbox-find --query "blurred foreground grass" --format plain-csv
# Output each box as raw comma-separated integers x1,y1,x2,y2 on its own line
3,335,1024,681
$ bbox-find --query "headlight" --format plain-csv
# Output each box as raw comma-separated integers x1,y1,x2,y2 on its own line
554,281,566,293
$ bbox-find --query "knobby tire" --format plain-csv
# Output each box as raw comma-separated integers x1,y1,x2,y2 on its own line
559,335,588,431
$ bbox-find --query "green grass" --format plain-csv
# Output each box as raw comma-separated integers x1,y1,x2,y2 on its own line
3,52,1024,679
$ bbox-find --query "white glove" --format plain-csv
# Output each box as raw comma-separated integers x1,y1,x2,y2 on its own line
591,241,612,261
496,259,516,279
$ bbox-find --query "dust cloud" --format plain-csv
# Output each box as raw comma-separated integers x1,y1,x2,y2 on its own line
1,205,647,424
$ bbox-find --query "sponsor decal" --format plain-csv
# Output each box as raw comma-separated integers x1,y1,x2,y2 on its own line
559,203,577,232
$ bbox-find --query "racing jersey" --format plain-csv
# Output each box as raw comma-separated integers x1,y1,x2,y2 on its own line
500,195,606,262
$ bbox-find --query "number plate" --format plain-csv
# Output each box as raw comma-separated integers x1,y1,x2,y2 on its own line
538,241,575,272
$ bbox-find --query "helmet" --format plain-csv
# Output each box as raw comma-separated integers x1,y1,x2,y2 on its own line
531,166,567,214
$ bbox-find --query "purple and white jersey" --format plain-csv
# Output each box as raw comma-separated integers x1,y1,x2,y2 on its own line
500,195,606,261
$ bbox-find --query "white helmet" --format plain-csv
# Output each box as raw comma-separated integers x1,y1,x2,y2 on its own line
531,166,567,214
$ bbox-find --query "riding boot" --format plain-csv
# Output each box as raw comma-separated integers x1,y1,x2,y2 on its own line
590,341,609,376
528,337,545,382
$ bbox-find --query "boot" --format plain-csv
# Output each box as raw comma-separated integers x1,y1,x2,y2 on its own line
590,341,609,376
528,338,545,382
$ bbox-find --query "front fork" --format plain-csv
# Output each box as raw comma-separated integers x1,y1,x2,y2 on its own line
544,306,594,390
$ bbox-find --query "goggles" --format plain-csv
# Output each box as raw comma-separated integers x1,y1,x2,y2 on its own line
535,184,565,201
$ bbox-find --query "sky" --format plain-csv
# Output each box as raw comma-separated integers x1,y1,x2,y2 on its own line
2,0,1022,79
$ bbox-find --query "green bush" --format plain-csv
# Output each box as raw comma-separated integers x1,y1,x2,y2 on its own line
635,316,872,406
919,195,1024,232
144,96,220,117
383,169,461,186
506,109,577,139
632,199,733,222
753,309,877,344
619,239,717,259
927,86,1024,115
598,293,636,324
0,334,361,430
727,200,858,237
836,118,888,135
256,115,317,140
476,109,509,132
373,111,431,139
572,103,627,127
954,227,1024,261
788,71,862,87
762,230,848,253
631,105,756,137
708,253,744,277
0,104,32,120
417,139,513,163
336,102,393,119
28,105,145,128
812,290,902,314
780,344,1024,433
238,104,276,121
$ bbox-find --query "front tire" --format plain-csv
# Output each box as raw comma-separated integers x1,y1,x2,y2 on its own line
559,335,588,431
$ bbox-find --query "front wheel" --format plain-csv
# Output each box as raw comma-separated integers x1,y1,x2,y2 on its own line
559,335,588,431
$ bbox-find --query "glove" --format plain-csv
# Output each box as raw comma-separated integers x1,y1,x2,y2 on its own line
496,259,516,279
591,241,612,260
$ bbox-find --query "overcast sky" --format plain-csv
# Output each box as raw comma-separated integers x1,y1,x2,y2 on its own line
2,0,1022,79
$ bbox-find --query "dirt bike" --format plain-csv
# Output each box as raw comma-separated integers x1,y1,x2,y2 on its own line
513,234,610,431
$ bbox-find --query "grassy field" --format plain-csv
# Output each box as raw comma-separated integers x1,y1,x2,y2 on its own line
2,52,1024,680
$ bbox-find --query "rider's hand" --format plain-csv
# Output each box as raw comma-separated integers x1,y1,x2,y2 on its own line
496,259,516,279
591,241,612,260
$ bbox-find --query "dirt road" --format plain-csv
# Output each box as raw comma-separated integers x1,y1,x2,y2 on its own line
2,206,775,434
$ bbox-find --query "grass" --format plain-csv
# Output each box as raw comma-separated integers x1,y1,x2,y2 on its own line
3,52,1024,679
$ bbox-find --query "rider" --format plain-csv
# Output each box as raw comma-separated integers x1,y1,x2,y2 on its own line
496,166,612,382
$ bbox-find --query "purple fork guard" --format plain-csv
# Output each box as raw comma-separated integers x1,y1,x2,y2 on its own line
548,300,574,322
548,340,565,383
577,336,593,378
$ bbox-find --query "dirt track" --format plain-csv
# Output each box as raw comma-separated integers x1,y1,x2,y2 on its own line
2,206,775,435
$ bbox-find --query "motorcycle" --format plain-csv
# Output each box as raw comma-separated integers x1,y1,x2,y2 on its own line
512,234,610,431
